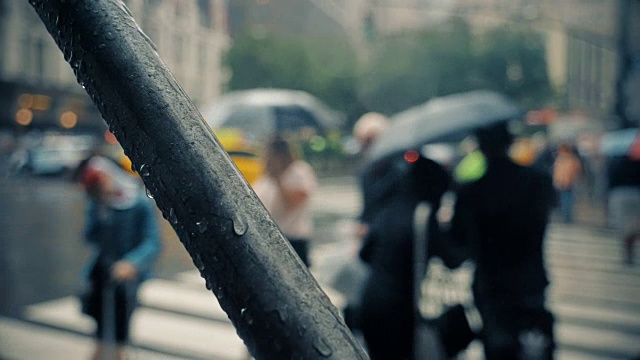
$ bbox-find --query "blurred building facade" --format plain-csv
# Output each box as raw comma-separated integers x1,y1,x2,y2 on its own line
455,0,640,128
227,0,347,39
0,0,229,133
304,0,639,128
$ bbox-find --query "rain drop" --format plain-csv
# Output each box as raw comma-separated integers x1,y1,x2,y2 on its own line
297,326,306,337
313,337,333,358
275,305,288,322
169,208,178,224
98,43,106,50
216,286,225,300
193,253,205,271
196,220,208,234
139,164,150,177
205,278,212,290
232,216,247,236
241,308,254,325
145,188,154,199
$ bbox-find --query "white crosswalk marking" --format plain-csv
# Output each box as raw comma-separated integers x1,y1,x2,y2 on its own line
3,179,639,359
17,269,345,359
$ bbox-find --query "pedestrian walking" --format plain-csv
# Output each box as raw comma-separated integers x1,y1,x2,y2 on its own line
76,156,161,360
358,153,451,360
605,133,640,265
253,136,318,267
449,122,557,359
552,141,582,223
353,112,391,239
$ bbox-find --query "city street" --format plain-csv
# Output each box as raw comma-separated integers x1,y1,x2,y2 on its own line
1,175,639,359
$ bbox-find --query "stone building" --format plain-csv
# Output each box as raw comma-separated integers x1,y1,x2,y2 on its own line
0,0,229,133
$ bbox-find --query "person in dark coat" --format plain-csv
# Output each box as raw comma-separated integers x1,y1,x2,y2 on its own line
605,152,640,265
358,152,451,360
449,122,556,359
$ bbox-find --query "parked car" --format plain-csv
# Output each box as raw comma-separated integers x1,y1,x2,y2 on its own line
10,133,98,176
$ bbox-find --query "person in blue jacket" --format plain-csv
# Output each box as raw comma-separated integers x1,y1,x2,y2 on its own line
77,155,161,360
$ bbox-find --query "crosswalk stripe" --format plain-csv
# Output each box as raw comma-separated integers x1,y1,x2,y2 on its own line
0,316,185,360
550,301,640,334
557,323,640,359
139,279,230,322
24,296,246,360
132,307,245,360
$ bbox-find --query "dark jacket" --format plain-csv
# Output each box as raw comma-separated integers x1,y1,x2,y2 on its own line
450,157,555,304
606,155,640,189
357,156,451,360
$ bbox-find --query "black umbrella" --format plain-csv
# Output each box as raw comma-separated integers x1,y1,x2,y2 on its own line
368,90,523,163
202,88,343,140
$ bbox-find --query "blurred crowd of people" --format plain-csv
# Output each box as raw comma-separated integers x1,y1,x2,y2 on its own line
341,112,639,359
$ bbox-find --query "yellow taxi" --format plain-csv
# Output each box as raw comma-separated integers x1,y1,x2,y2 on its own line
214,127,264,185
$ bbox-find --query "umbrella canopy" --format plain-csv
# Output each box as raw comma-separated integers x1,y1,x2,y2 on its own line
368,90,523,163
600,127,639,157
202,88,343,140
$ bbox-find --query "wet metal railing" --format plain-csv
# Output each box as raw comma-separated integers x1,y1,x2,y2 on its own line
28,1,367,358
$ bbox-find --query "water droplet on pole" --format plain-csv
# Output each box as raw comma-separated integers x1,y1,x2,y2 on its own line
196,220,208,234
232,216,247,236
241,308,254,325
313,337,333,357
169,208,178,224
193,253,205,271
139,164,150,177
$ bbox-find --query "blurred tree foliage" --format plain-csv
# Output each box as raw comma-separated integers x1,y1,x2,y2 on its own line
359,20,553,115
225,21,553,129
225,32,365,124
473,27,554,110
357,20,477,116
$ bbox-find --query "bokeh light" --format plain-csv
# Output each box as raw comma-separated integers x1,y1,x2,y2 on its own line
59,111,78,129
15,109,33,126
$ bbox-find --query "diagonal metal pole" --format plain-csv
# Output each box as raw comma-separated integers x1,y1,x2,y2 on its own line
28,1,368,358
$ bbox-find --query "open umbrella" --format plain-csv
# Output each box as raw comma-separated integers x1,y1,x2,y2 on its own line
201,88,343,140
368,90,523,164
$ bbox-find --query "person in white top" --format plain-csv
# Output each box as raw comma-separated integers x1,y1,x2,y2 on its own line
252,136,318,267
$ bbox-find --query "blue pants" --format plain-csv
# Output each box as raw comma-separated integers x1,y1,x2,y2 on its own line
558,189,574,223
